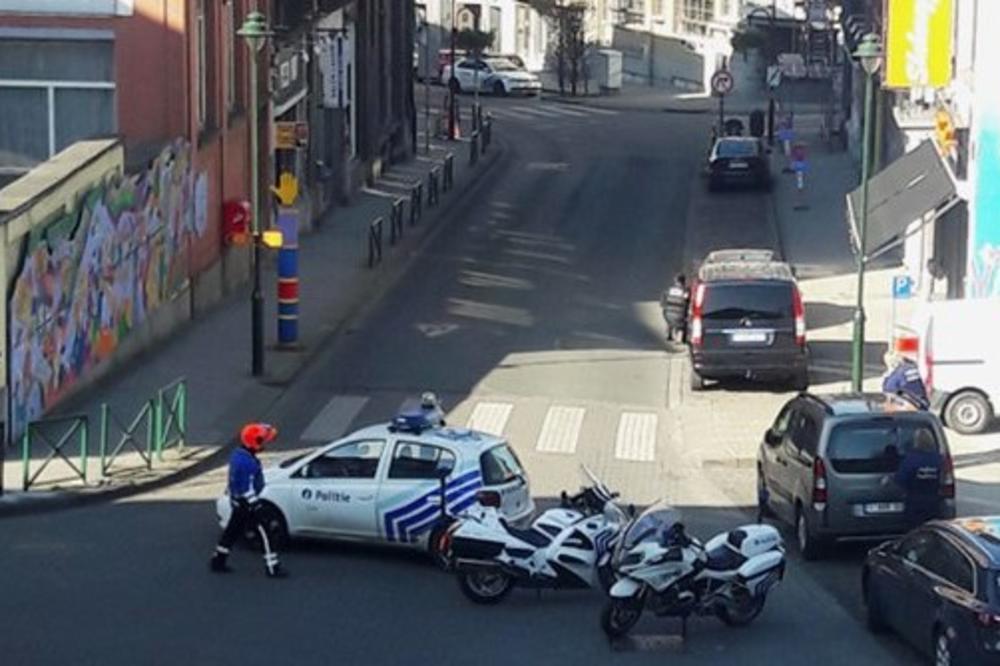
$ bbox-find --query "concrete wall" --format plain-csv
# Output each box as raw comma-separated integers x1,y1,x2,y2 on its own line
612,27,705,91
0,138,207,438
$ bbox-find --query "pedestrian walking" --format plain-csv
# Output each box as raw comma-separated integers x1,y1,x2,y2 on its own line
210,422,288,578
883,427,943,525
660,275,690,344
882,351,930,410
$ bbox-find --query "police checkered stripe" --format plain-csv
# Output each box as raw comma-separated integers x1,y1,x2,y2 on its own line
381,469,483,543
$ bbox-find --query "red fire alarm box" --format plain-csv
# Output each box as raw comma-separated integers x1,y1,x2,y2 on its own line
223,199,251,246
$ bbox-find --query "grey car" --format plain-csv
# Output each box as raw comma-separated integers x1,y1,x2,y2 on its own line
757,392,957,560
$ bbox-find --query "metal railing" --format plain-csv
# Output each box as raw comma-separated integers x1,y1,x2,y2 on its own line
99,400,155,477
390,198,405,245
22,415,89,491
368,216,384,268
410,182,423,226
155,378,187,460
482,116,492,152
428,167,440,207
443,154,454,191
469,131,480,166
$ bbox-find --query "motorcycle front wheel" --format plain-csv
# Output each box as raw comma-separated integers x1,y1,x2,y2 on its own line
458,570,515,604
601,598,643,639
716,586,765,627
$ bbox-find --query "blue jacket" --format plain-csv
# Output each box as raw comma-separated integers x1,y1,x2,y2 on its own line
882,361,929,408
228,446,264,501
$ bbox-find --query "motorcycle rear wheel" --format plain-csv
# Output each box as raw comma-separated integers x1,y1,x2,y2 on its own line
601,598,642,639
458,570,515,604
716,587,765,627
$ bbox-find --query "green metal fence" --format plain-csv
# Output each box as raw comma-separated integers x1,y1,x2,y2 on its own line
21,415,89,491
20,377,188,490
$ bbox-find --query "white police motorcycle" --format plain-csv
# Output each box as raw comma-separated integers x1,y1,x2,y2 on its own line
445,466,627,604
602,502,785,638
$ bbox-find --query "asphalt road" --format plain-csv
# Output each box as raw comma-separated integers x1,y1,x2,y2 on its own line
0,94,924,665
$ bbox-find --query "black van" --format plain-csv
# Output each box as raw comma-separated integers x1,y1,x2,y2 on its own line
688,249,808,391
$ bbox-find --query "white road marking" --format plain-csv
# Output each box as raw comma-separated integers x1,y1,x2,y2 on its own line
537,104,589,117
301,395,369,441
614,412,657,462
466,401,514,436
568,105,618,116
487,107,539,122
510,105,563,118
536,405,586,454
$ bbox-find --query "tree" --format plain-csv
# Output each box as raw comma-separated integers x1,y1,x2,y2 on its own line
527,0,588,96
455,28,494,56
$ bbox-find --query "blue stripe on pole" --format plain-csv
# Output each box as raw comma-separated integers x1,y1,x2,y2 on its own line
277,301,299,316
277,249,298,276
278,318,298,343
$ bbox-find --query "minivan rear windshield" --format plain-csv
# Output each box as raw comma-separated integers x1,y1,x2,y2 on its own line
480,444,525,485
827,420,942,474
716,140,758,158
701,283,793,320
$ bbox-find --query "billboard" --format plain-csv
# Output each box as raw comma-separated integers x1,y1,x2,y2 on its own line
884,0,954,89
969,1,1000,297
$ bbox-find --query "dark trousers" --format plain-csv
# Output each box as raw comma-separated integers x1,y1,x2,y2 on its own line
214,501,280,574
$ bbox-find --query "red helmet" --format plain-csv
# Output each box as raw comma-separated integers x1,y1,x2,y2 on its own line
241,422,278,451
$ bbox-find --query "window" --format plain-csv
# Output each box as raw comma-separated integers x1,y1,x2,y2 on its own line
225,0,237,112
490,7,502,52
924,538,975,593
388,442,456,480
700,283,794,320
0,37,115,173
771,404,796,438
827,420,942,474
791,412,820,456
480,444,524,485
196,0,207,128
715,139,760,158
899,530,936,567
302,440,385,479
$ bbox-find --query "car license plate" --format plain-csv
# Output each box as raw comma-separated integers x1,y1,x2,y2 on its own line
729,160,749,169
730,331,767,343
863,502,904,515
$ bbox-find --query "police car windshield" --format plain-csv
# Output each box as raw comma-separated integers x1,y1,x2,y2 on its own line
480,444,524,485
827,420,940,474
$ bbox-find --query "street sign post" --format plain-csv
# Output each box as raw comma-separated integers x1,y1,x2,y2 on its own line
889,274,913,349
711,69,734,132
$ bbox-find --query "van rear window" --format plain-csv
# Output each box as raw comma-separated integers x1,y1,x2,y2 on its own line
480,444,524,485
827,420,941,474
702,283,793,320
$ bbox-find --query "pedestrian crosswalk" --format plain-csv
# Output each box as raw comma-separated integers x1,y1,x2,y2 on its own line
294,393,665,464
485,102,619,124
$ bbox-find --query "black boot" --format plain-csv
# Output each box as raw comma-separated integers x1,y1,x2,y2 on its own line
210,555,233,573
266,563,289,579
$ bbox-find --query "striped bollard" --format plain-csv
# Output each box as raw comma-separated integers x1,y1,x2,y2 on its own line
276,206,299,346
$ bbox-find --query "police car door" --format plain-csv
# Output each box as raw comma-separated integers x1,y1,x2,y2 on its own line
292,438,387,539
377,440,457,544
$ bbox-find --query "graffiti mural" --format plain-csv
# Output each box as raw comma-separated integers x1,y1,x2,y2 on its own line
970,0,1000,298
8,140,207,436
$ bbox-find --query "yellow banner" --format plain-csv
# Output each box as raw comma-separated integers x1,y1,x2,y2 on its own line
885,0,954,88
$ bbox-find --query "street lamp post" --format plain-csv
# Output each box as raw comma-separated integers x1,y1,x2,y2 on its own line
238,9,269,377
448,0,458,140
850,33,883,392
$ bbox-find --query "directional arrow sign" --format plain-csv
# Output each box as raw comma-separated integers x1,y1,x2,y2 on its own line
416,323,459,338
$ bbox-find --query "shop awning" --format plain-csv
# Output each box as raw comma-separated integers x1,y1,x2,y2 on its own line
846,140,959,259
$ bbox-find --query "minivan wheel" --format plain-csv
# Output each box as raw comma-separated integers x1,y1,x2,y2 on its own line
791,370,809,392
944,391,993,435
795,507,823,561
492,80,506,96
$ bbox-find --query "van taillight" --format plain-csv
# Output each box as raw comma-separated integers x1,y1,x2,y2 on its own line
792,286,806,346
812,458,828,506
923,320,934,394
691,282,706,347
940,454,955,499
977,612,1000,628
476,490,502,508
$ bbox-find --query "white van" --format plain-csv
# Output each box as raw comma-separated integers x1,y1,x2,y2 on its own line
909,298,1000,434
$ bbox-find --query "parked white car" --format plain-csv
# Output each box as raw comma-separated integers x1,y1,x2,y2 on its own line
443,57,542,96
215,407,534,555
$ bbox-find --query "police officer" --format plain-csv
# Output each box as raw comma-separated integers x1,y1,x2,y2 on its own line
882,352,929,410
210,423,288,578
661,275,690,343
883,427,943,525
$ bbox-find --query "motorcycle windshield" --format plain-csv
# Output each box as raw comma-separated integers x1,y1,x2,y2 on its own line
622,502,682,550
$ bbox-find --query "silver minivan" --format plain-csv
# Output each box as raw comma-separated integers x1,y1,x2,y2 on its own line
756,392,956,560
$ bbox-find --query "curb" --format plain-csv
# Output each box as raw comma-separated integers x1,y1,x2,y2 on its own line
766,184,788,263
0,140,509,520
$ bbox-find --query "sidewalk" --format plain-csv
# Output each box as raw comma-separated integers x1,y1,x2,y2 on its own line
0,110,505,514
770,131,1000,479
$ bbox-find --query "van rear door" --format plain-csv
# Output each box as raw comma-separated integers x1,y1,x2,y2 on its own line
700,281,797,354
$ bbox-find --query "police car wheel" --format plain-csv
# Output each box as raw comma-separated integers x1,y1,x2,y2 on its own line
242,503,289,552
944,391,992,435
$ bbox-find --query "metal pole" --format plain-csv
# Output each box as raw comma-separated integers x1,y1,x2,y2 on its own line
719,94,725,133
249,38,264,377
851,69,874,391
424,22,431,154
872,83,884,173
448,0,457,140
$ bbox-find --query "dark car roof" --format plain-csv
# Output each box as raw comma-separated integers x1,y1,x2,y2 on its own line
801,392,936,418
945,517,1000,566
698,260,795,283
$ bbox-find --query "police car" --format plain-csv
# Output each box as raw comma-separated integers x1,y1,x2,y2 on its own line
215,403,534,556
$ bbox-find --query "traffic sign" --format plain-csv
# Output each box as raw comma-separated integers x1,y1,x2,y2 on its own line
892,275,913,300
766,65,782,89
711,69,734,96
